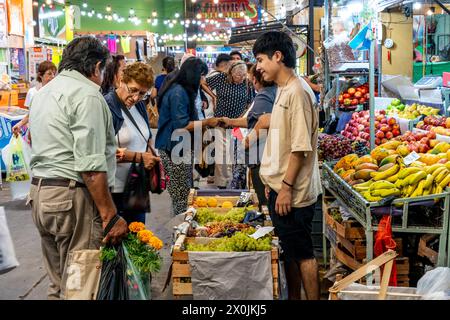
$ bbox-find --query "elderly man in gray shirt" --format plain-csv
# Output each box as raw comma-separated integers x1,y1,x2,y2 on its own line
27,36,128,300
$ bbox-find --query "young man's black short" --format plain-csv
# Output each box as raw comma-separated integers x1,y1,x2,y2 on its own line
268,189,316,263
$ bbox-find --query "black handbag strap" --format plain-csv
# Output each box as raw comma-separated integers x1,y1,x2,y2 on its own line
103,215,121,238
120,103,151,152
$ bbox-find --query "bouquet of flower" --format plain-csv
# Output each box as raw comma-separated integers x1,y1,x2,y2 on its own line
99,222,163,300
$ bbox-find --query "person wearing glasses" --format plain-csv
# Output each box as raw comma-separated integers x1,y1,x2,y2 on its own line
12,61,57,137
104,62,160,224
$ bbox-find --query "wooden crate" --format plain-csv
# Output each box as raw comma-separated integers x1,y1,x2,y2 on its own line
188,188,259,211
172,235,279,299
324,210,365,240
418,234,438,265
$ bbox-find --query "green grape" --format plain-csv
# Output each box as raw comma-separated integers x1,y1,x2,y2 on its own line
185,231,272,252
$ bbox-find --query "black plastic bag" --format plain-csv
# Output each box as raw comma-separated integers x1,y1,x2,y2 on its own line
96,244,129,300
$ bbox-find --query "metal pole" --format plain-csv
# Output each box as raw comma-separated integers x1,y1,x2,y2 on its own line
308,0,315,75
370,30,376,151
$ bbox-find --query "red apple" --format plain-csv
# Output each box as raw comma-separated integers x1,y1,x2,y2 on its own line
344,98,352,106
351,99,359,106
385,132,394,140
348,88,356,96
381,138,388,144
360,88,368,94
376,130,385,139
381,118,388,124
388,118,396,126
338,95,344,103
379,110,386,115
375,138,381,145
392,129,401,137
354,91,362,99
380,125,390,132
343,93,351,99
427,131,437,139
359,98,366,104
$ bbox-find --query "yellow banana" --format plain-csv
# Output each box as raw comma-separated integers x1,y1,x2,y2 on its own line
423,187,431,196
369,180,396,191
372,164,400,181
435,185,443,194
406,183,418,196
353,180,374,188
445,162,450,171
371,188,401,197
405,171,427,186
398,167,422,179
435,169,449,184
395,179,404,189
411,180,425,198
439,174,450,188
423,174,434,189
386,172,399,183
354,186,370,193
363,192,383,202
432,167,447,180
426,163,445,175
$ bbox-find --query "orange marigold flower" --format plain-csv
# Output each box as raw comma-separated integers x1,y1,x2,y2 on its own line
148,236,163,250
137,230,154,243
129,222,146,233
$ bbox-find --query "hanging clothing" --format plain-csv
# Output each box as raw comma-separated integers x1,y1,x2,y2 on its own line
120,36,131,54
107,35,117,54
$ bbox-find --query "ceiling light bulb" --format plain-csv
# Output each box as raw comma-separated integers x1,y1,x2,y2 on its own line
82,2,87,8
106,5,111,12
152,10,157,17
129,8,135,15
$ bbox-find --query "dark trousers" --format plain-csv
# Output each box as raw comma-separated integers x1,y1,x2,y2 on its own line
250,165,268,209
112,193,146,225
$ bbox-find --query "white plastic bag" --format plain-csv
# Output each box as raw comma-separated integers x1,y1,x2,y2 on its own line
417,267,450,300
1,134,32,200
0,207,20,274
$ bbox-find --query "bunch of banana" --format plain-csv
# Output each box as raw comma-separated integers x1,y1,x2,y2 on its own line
358,180,401,202
369,156,405,182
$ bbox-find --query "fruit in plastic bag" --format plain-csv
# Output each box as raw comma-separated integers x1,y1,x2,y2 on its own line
5,136,30,182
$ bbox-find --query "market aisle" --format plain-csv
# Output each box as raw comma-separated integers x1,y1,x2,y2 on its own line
0,182,177,300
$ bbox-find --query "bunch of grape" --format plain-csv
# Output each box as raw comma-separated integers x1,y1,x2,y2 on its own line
195,207,252,225
318,134,353,161
351,140,369,156
185,230,272,252
206,222,251,238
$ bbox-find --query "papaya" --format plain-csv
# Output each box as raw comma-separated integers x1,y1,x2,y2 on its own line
418,153,440,165
370,147,391,164
349,179,365,186
355,155,377,166
396,144,410,157
334,154,359,172
344,172,355,182
378,163,395,172
379,140,402,150
195,197,208,207
379,154,400,167
430,142,450,154
354,169,376,181
354,163,379,171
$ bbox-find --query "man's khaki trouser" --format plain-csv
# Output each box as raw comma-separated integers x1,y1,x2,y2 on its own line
28,180,103,300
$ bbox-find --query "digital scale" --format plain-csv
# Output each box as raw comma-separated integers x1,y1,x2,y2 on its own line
414,76,443,89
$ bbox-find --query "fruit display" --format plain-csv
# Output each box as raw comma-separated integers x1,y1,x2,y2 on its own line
185,229,272,252
333,141,450,202
194,207,253,225
341,110,400,146
194,197,233,208
416,115,450,136
393,130,437,154
387,101,440,119
337,83,376,110
191,222,253,238
318,134,369,161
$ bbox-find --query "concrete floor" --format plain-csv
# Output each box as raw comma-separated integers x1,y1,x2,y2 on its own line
0,180,177,300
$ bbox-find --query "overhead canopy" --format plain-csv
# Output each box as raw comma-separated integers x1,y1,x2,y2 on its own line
228,21,308,45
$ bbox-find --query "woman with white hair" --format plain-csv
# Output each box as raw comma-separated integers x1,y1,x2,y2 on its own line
207,60,255,189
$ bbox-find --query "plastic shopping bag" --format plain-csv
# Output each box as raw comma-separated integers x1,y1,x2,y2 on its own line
0,207,20,275
1,135,32,200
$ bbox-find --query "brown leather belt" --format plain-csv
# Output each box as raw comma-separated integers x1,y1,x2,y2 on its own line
31,177,86,188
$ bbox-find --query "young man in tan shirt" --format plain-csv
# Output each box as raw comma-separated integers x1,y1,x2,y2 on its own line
253,31,322,300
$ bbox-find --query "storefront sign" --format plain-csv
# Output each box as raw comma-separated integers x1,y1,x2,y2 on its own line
38,4,66,40
28,47,47,81
6,0,24,36
0,0,7,47
196,0,258,20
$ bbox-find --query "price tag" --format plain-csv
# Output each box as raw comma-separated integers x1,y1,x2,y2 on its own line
249,226,274,239
403,151,420,166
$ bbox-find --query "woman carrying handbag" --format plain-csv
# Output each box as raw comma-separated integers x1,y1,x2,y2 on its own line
104,62,160,224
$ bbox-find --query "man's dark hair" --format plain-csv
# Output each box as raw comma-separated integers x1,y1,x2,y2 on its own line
158,57,208,117
162,56,176,73
230,51,243,60
253,31,297,69
58,36,110,77
215,53,232,67
101,54,125,94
